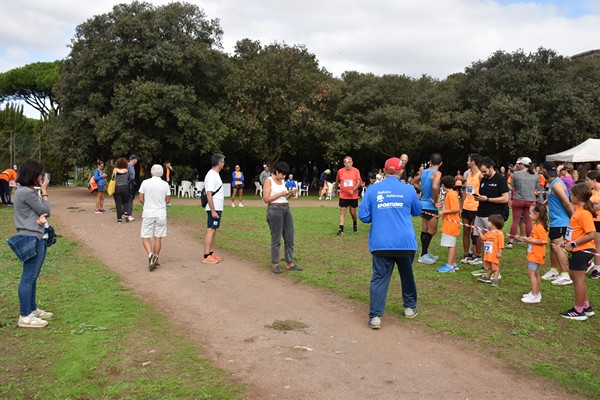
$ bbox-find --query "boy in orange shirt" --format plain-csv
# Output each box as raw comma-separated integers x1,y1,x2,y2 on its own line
438,176,461,273
477,214,505,286
516,204,548,303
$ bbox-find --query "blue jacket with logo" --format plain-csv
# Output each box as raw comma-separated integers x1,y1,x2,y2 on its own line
358,177,422,252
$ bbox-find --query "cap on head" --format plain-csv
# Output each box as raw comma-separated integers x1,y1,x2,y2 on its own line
129,154,139,161
384,157,403,173
517,157,532,166
543,160,557,176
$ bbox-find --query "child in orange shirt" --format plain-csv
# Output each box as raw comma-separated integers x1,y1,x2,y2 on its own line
559,183,597,320
516,204,548,303
438,176,461,273
477,214,505,286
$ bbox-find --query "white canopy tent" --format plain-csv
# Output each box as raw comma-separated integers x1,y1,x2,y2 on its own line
545,138,600,162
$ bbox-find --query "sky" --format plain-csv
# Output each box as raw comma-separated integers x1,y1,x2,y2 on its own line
1,0,599,117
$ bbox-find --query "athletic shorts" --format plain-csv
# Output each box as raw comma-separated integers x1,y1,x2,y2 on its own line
472,216,489,236
141,216,167,238
549,226,567,241
568,251,594,271
527,261,540,271
461,209,477,220
339,198,358,208
441,233,457,248
234,184,243,189
484,261,500,271
595,221,600,232
207,210,222,229
421,209,438,220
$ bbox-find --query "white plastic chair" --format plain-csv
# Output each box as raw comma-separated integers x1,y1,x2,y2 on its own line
178,180,193,198
298,182,309,196
193,181,204,198
254,181,263,197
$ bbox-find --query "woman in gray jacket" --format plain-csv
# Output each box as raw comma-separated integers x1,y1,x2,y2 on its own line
508,157,540,248
14,159,52,328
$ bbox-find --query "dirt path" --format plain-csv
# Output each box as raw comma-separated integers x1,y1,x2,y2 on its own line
50,187,576,399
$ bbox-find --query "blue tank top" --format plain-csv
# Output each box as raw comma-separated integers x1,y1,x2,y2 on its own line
420,168,436,210
548,178,570,228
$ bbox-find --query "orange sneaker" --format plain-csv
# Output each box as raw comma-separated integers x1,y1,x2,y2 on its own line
202,254,220,264
211,253,224,261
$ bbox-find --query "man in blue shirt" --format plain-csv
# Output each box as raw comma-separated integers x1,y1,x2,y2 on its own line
359,157,422,329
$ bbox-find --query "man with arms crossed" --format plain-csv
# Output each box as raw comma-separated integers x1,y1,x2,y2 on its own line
335,156,362,236
413,153,442,264
139,164,171,271
203,154,226,264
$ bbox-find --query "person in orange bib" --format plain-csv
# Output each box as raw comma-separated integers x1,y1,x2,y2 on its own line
516,204,548,303
0,168,17,206
335,156,362,236
476,214,505,286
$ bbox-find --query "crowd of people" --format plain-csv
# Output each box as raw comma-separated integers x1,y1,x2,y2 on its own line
5,152,599,329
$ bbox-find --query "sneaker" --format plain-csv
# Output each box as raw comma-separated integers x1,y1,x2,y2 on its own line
337,229,344,237
460,254,473,264
127,215,135,222
149,253,159,271
491,279,499,287
505,243,513,249
155,260,161,268
238,203,244,208
551,275,573,286
417,254,435,264
477,276,492,283
590,270,600,280
560,307,587,321
231,203,236,207
202,255,220,264
585,261,595,274
427,253,439,261
521,293,541,303
32,309,53,319
471,268,488,276
513,237,522,243
468,256,483,265
404,308,418,318
94,209,102,214
583,306,595,317
369,316,381,329
117,219,122,224
18,313,48,328
437,264,458,273
100,209,106,213
541,270,560,281
211,253,224,261
353,224,358,233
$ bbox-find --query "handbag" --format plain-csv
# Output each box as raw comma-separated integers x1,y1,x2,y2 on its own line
6,235,37,262
107,179,116,196
45,226,57,247
89,175,98,193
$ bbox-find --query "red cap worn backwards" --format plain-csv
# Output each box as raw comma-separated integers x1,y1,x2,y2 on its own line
384,157,403,173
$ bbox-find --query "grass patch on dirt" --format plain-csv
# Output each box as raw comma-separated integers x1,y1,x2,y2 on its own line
267,320,309,332
170,202,600,399
0,210,245,399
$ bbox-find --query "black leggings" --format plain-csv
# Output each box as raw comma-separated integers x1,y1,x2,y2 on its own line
113,185,131,220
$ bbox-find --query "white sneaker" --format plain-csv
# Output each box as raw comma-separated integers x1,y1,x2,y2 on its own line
417,254,435,264
238,203,244,207
127,215,135,222
522,292,542,300
521,293,541,304
468,256,483,265
551,275,573,286
541,270,559,281
231,203,236,207
18,313,48,328
32,308,53,319
460,255,473,264
369,316,381,329
404,308,419,318
427,253,439,261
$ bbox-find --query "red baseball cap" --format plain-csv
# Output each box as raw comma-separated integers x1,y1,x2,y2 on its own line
384,157,403,173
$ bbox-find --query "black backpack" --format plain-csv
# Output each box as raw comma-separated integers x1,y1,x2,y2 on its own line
201,185,222,208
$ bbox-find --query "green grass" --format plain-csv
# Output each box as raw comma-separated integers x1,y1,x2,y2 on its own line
171,203,600,399
0,210,245,399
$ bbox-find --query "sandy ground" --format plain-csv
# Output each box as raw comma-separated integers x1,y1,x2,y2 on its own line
49,187,578,400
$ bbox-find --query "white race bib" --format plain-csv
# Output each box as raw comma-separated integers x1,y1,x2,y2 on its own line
527,244,532,253
565,226,573,241
483,242,493,254
343,179,353,187
466,185,474,195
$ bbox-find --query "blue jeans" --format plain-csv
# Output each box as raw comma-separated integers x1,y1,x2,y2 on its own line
369,252,417,318
18,238,48,316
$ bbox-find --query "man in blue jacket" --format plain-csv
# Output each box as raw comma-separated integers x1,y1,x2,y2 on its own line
358,157,422,329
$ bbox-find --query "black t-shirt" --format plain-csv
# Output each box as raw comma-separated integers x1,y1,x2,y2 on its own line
477,172,509,217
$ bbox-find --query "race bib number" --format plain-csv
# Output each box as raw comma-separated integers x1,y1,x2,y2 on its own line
466,185,474,195
483,242,493,254
527,244,532,253
343,179,353,187
565,227,573,241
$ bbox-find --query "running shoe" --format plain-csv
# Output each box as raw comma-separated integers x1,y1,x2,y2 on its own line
522,292,542,300
590,270,600,280
427,253,439,261
560,307,587,321
468,256,483,265
460,254,473,264
437,264,458,273
583,306,595,317
417,254,436,264
551,276,573,286
471,268,488,276
477,276,492,283
505,243,513,249
404,308,419,318
541,270,560,281
521,293,541,304
585,260,595,274
369,316,381,329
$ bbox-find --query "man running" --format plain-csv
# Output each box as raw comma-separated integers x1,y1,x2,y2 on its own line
335,156,362,236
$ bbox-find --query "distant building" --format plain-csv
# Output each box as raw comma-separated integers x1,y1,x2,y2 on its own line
572,49,600,61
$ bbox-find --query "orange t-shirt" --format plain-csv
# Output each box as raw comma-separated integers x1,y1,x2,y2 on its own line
462,171,480,211
454,175,463,188
0,169,17,182
591,189,600,223
441,189,460,236
336,167,361,200
233,171,243,186
567,208,596,251
527,222,548,264
483,230,504,264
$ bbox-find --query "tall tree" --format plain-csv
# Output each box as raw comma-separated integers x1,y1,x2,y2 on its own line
50,1,227,166
0,61,61,119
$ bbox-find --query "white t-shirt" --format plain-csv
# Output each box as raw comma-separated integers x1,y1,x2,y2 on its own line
138,176,170,218
204,168,224,211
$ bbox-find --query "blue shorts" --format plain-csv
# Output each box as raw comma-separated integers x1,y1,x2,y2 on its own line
207,210,222,229
97,184,105,192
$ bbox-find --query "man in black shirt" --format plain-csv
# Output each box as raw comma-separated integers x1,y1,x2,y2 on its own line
471,157,509,265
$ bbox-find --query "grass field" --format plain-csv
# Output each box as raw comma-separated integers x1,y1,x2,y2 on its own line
171,202,600,399
0,209,245,399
